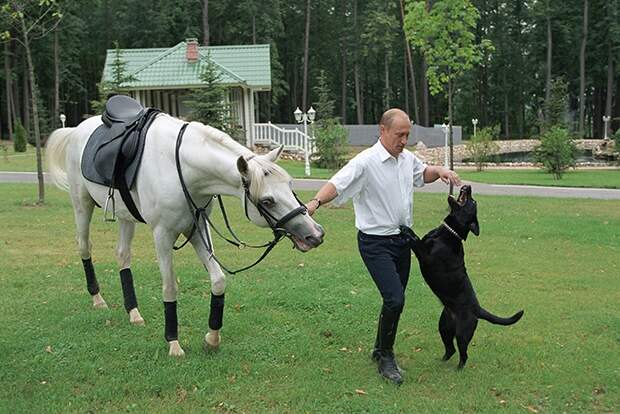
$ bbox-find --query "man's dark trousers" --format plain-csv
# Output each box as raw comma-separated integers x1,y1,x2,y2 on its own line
357,230,411,352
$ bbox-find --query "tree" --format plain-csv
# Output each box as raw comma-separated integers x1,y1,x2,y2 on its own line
466,125,500,171
1,0,62,204
543,77,569,131
534,126,576,179
578,0,589,137
90,42,135,114
404,0,490,178
312,70,348,170
13,118,26,152
185,55,240,141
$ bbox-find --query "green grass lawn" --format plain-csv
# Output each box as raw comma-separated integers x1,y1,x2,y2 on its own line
459,168,620,189
0,146,43,172
1,184,618,412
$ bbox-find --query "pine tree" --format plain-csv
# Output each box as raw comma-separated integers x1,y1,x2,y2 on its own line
312,71,348,169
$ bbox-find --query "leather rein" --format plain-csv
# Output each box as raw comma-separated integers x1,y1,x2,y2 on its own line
173,123,308,275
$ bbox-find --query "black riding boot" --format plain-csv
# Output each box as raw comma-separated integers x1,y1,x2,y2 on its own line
371,306,403,385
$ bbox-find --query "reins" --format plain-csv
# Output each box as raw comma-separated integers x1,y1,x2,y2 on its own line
173,123,307,275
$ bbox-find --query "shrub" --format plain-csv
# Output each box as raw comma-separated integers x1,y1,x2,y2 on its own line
312,120,348,170
13,120,27,153
465,125,500,171
613,128,620,148
534,127,576,179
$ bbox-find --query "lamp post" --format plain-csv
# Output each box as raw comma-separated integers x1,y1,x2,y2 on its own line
603,115,611,140
441,123,449,168
294,106,316,176
59,113,66,128
472,118,478,138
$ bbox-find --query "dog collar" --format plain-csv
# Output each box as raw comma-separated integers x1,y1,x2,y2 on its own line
442,221,463,241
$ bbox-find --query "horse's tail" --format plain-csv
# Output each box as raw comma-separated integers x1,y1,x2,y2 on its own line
45,127,75,192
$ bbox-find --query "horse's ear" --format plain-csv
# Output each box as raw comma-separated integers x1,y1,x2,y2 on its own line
237,156,249,179
264,145,284,162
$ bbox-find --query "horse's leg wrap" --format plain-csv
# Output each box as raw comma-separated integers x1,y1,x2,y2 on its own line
119,268,138,312
82,258,100,295
164,301,178,342
209,293,225,330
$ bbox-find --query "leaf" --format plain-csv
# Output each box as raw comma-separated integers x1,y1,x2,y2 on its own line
355,389,367,396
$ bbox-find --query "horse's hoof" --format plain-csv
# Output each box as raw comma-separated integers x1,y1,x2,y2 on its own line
92,294,108,309
128,308,145,326
168,340,185,357
204,332,220,353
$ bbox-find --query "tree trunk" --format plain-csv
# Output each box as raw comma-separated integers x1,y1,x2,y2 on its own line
545,15,552,105
252,15,256,44
504,92,510,138
448,77,454,195
353,0,363,124
403,56,409,114
399,0,419,124
202,0,210,46
341,43,347,123
20,19,45,203
384,54,390,108
302,0,311,111
54,28,60,127
578,0,588,137
605,41,614,137
22,63,30,134
4,42,13,141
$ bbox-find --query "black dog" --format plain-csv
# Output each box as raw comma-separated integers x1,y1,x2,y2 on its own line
401,185,523,369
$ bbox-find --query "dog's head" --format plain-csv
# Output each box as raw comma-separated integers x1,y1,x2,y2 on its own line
447,185,479,240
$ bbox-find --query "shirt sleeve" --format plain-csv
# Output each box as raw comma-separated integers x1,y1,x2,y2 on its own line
412,154,427,188
328,156,366,206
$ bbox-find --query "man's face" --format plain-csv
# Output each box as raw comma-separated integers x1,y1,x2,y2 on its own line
380,115,411,157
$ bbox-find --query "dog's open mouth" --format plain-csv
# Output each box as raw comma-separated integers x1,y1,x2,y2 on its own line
457,185,472,205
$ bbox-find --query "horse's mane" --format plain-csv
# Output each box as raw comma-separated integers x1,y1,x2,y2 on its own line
194,121,292,196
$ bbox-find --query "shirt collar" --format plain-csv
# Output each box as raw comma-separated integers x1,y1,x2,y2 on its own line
374,138,403,163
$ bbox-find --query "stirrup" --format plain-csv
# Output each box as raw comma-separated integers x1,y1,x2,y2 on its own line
104,188,117,222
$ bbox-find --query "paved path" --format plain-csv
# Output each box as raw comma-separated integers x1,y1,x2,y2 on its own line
2,171,619,200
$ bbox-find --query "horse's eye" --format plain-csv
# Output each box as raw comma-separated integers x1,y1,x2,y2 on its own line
261,197,275,207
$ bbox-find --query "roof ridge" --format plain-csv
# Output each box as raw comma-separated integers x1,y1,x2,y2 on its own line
130,42,186,78
198,50,246,84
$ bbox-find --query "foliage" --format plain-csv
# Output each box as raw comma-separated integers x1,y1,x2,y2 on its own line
534,127,577,179
542,77,569,131
312,71,348,170
90,42,136,114
465,125,500,171
404,0,491,97
185,54,242,142
613,128,620,148
13,119,27,153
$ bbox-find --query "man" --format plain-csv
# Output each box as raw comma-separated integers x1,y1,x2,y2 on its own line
306,108,460,385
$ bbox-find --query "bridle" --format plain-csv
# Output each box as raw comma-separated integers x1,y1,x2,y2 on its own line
174,123,309,274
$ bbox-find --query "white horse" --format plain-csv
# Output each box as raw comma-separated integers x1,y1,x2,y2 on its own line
46,113,324,356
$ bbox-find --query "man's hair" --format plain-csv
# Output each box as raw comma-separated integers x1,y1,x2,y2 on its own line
379,108,410,129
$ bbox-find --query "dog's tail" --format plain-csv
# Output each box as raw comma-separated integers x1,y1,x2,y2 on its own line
477,307,524,326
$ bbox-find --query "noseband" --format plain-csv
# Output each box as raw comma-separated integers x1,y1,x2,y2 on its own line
174,123,308,274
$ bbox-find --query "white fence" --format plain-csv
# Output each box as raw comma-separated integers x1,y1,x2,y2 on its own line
252,122,313,154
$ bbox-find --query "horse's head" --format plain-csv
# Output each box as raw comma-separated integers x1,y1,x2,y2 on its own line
236,147,325,252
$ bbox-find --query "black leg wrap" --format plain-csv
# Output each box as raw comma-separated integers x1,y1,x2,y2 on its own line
82,258,99,295
164,301,178,342
119,268,138,313
208,293,225,330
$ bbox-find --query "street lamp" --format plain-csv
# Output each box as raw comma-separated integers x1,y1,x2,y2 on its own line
59,113,66,128
441,123,449,168
294,106,316,176
472,118,478,138
603,115,611,140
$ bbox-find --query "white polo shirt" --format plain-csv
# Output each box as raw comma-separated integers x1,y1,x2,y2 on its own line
329,140,427,235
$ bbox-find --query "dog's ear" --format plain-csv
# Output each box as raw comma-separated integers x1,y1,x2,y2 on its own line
469,219,480,236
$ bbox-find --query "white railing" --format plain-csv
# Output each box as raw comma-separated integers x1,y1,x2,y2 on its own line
252,122,313,154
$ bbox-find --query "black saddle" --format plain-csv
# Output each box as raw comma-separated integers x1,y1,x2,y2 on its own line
82,95,161,222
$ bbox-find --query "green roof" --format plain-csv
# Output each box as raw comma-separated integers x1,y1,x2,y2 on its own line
102,41,271,90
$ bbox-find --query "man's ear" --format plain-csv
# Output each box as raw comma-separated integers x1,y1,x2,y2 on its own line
237,156,250,181
264,145,284,162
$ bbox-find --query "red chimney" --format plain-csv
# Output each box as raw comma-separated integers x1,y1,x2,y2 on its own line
186,38,199,62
